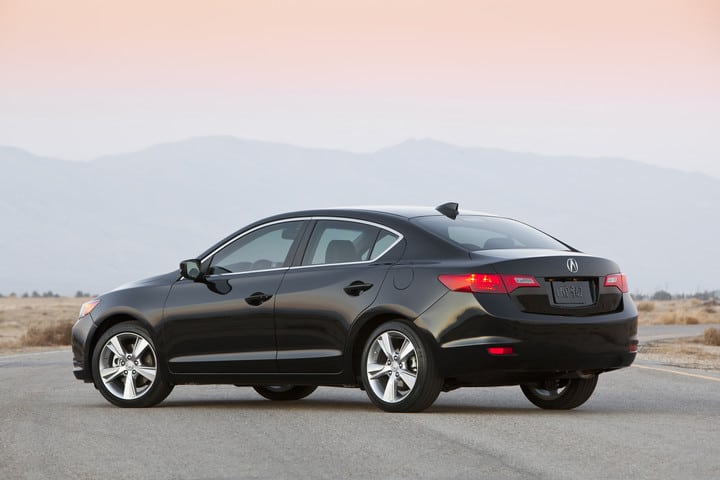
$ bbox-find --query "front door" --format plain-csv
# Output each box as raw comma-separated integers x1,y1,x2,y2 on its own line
161,220,307,374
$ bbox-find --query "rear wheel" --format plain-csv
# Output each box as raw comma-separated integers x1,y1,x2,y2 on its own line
92,322,173,407
252,385,317,401
520,375,598,410
361,321,443,412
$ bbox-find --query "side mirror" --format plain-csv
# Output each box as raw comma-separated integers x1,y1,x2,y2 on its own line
179,259,203,281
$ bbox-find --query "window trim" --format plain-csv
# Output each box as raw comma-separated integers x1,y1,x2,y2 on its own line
197,216,403,278
293,217,404,269
200,218,310,278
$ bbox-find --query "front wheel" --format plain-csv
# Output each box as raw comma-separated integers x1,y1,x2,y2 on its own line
520,375,598,410
91,322,173,407
252,385,317,401
360,321,443,413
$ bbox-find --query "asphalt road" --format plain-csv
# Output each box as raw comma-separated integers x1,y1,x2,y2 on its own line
1,347,719,480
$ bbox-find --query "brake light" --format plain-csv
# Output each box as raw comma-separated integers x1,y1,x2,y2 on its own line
604,273,628,293
438,274,540,294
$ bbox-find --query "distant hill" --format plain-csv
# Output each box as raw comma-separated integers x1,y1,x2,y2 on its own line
1,136,718,295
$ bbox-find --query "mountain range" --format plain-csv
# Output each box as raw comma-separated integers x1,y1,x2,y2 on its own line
1,136,718,295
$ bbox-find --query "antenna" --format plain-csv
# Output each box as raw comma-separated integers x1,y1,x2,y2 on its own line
435,202,459,219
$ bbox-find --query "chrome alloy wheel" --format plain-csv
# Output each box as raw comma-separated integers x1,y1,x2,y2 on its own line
365,330,418,404
98,332,157,400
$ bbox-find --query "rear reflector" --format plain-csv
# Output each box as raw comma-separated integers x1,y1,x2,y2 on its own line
604,273,629,293
487,346,514,355
629,342,638,353
438,273,539,294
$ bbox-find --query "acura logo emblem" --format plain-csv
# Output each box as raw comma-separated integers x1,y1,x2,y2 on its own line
566,258,579,273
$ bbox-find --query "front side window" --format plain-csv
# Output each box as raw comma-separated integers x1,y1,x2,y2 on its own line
209,221,304,274
301,220,399,266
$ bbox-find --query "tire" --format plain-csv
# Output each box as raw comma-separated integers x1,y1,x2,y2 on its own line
91,322,173,408
253,385,317,401
520,375,598,410
360,321,443,413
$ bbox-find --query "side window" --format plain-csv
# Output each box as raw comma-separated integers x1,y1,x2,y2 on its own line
301,220,399,266
370,230,400,259
209,221,304,274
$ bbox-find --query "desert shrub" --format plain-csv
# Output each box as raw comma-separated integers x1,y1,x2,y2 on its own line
684,316,699,325
637,301,655,312
652,290,673,301
20,321,73,347
660,311,699,325
703,328,720,346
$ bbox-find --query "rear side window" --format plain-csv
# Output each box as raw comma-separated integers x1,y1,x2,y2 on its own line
302,220,400,266
413,215,569,251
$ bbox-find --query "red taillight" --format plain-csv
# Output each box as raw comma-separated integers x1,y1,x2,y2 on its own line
487,346,514,355
502,274,540,292
629,343,638,353
438,273,505,293
604,273,628,293
438,274,539,294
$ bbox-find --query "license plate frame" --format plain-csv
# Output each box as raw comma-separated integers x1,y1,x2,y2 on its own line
551,281,593,306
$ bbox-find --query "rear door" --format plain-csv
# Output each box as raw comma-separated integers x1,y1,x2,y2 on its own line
274,219,403,373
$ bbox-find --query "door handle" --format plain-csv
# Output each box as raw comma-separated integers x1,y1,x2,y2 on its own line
245,292,273,306
343,281,373,296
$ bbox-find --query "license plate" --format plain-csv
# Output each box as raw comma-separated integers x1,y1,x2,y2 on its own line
551,281,593,306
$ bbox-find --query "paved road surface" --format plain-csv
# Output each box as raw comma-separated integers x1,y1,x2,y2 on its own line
1,346,718,480
639,323,720,341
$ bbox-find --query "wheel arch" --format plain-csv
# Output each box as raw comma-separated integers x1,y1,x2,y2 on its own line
347,306,428,383
86,313,158,380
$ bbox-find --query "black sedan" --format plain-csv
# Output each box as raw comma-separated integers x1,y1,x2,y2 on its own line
72,203,637,412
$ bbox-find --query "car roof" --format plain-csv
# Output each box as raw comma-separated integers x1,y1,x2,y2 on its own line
275,205,497,220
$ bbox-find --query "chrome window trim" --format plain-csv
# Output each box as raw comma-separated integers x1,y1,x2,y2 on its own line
294,216,403,269
196,216,404,277
200,217,313,263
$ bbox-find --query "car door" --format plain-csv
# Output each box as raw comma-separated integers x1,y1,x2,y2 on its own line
274,219,403,373
161,220,307,375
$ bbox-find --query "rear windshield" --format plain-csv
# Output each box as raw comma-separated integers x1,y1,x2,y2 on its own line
413,215,570,251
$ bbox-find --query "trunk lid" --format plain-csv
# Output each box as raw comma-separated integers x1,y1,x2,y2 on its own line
470,249,624,316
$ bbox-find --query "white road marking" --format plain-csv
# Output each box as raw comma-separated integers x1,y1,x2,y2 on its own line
632,364,720,382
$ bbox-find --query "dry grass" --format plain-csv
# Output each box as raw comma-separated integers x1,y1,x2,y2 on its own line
637,299,720,325
636,301,655,312
704,328,720,346
0,297,87,352
19,320,75,346
639,338,720,371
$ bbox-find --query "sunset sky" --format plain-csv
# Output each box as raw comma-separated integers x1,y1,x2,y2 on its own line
1,0,719,176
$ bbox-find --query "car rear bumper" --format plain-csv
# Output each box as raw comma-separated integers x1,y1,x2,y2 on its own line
415,291,638,385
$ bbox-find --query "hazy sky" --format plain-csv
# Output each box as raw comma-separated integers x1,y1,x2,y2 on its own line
1,0,719,177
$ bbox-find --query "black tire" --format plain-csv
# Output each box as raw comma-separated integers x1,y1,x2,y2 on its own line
91,322,173,408
520,375,598,410
360,321,443,413
252,385,317,401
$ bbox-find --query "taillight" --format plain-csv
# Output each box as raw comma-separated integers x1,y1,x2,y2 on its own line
438,273,505,293
604,273,628,293
438,274,539,294
502,274,540,292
